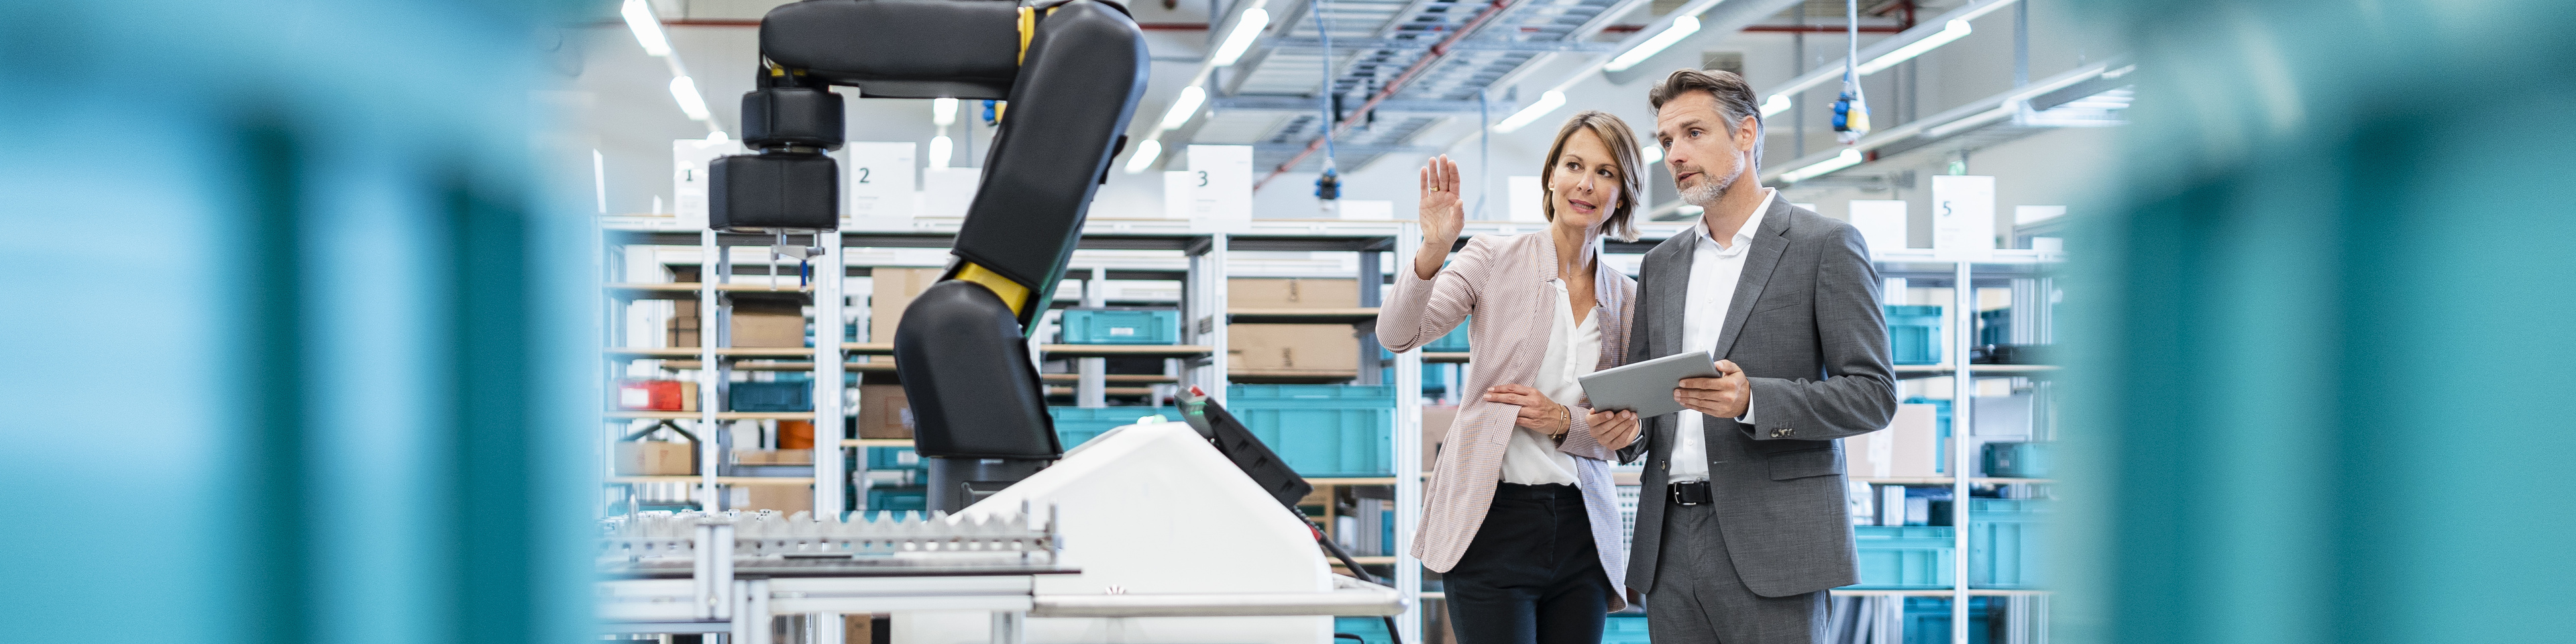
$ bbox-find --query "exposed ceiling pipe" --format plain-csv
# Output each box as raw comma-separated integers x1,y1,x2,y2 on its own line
1254,0,1524,189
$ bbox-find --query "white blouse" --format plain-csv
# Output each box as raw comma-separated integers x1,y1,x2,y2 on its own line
1497,278,1597,485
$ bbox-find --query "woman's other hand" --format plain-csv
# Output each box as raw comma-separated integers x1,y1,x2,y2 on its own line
1483,384,1570,436
1413,155,1466,279
1588,409,1640,451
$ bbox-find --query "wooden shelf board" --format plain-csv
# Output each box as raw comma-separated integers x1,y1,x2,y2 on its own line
1827,588,2053,596
1894,364,2063,379
1041,343,1215,358
842,342,895,355
606,411,816,421
606,476,816,486
1229,308,1381,323
1228,370,1360,383
607,347,820,359
840,438,915,448
1851,477,2055,486
1040,373,1180,384
604,282,814,299
1046,386,1158,396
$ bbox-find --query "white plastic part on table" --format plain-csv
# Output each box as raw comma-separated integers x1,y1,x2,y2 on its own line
902,419,1397,643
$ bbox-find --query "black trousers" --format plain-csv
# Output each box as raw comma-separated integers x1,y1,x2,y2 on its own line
1444,483,1612,644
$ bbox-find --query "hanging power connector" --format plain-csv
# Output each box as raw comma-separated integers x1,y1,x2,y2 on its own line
1314,162,1341,201
1832,0,1871,144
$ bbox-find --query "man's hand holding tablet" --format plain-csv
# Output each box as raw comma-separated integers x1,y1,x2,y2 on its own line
1577,351,1725,419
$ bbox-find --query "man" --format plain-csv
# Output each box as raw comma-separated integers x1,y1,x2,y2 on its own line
1618,68,1898,643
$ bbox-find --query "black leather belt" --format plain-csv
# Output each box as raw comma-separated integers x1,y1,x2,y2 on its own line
1668,480,1711,505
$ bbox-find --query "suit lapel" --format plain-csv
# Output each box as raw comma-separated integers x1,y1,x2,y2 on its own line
1711,197,1796,358
1654,234,1696,358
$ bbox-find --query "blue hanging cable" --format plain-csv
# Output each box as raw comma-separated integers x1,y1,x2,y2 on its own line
1313,0,1341,199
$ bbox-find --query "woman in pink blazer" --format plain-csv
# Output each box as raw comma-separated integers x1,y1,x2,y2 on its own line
1378,110,1648,644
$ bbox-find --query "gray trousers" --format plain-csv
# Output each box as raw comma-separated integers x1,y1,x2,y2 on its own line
1645,499,1828,644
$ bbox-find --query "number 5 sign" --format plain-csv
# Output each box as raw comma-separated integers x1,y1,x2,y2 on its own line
1931,174,1995,260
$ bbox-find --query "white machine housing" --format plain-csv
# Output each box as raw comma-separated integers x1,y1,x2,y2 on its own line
897,419,1338,644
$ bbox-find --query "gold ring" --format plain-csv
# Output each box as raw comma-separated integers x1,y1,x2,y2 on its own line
1431,186,1441,192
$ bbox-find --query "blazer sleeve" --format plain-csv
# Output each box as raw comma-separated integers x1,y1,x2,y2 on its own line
1615,257,1655,465
1740,225,1898,441
1378,237,1489,352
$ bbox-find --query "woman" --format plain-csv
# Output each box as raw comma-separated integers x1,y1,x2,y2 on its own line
1379,111,1649,644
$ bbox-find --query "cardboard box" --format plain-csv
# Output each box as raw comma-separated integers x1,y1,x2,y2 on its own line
870,268,946,362
1421,405,1459,472
858,384,914,439
616,379,698,411
615,441,696,475
1227,323,1360,372
733,449,813,466
1847,403,1940,478
743,484,812,513
1230,278,1359,309
731,294,807,347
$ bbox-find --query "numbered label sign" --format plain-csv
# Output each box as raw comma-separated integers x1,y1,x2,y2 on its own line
1930,174,1995,260
674,138,745,229
844,142,918,221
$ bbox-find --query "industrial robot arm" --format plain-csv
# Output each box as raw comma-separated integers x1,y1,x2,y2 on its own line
711,0,1149,511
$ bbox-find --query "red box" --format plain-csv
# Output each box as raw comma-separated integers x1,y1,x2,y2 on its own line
618,380,699,411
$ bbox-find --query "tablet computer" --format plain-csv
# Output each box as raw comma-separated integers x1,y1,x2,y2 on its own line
1578,351,1720,418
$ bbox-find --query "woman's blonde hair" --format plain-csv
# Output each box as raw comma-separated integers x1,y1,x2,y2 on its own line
1538,110,1646,242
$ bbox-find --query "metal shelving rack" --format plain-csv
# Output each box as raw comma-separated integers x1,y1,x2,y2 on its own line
1870,248,2063,644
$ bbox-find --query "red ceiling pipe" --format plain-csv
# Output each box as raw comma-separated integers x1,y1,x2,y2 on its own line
1255,0,1523,189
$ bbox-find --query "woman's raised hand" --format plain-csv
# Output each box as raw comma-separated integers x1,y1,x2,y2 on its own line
1413,156,1466,279
1418,155,1465,246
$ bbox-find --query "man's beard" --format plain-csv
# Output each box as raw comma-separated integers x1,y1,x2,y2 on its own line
1678,154,1742,207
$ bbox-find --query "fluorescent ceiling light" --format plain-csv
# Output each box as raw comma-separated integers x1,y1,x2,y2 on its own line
1759,93,1792,117
1857,19,1970,74
1124,139,1163,174
1780,148,1864,182
932,97,958,126
1212,8,1271,67
1638,142,1662,164
1493,90,1565,133
621,0,672,56
669,76,710,121
1602,15,1699,72
1160,85,1206,131
928,135,954,168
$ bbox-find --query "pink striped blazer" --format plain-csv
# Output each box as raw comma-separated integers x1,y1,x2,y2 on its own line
1379,231,1637,611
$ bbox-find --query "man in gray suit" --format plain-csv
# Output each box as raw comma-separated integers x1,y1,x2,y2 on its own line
1619,68,1898,643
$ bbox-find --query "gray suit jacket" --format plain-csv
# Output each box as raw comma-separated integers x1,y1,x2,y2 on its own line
1617,197,1897,598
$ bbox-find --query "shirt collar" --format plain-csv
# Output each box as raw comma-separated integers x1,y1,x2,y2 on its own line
1695,187,1776,254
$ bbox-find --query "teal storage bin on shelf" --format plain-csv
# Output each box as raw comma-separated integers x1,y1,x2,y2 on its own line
1333,616,1391,644
1847,525,1955,589
865,446,923,471
1902,597,1995,644
729,380,812,412
866,485,926,511
1226,384,1396,478
1424,317,1471,352
1981,441,2049,478
1048,407,1177,449
1886,305,1944,365
1059,308,1181,345
1601,613,1652,644
1969,498,2047,588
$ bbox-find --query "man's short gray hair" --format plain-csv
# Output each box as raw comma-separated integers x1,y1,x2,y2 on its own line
1648,68,1764,170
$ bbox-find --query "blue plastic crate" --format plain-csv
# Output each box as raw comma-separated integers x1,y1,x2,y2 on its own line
1424,317,1471,352
1375,362,1451,395
1888,305,1944,365
865,446,923,471
729,381,812,412
1048,407,1177,449
1226,385,1396,478
1980,442,2049,478
1059,308,1181,345
1970,498,2047,588
1902,597,1995,644
1978,308,2012,346
866,486,926,511
1847,525,1955,589
1333,616,1391,644
1601,613,1652,644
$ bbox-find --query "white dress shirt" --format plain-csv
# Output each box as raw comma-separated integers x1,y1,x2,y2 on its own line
1499,279,1594,485
1669,188,1774,483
